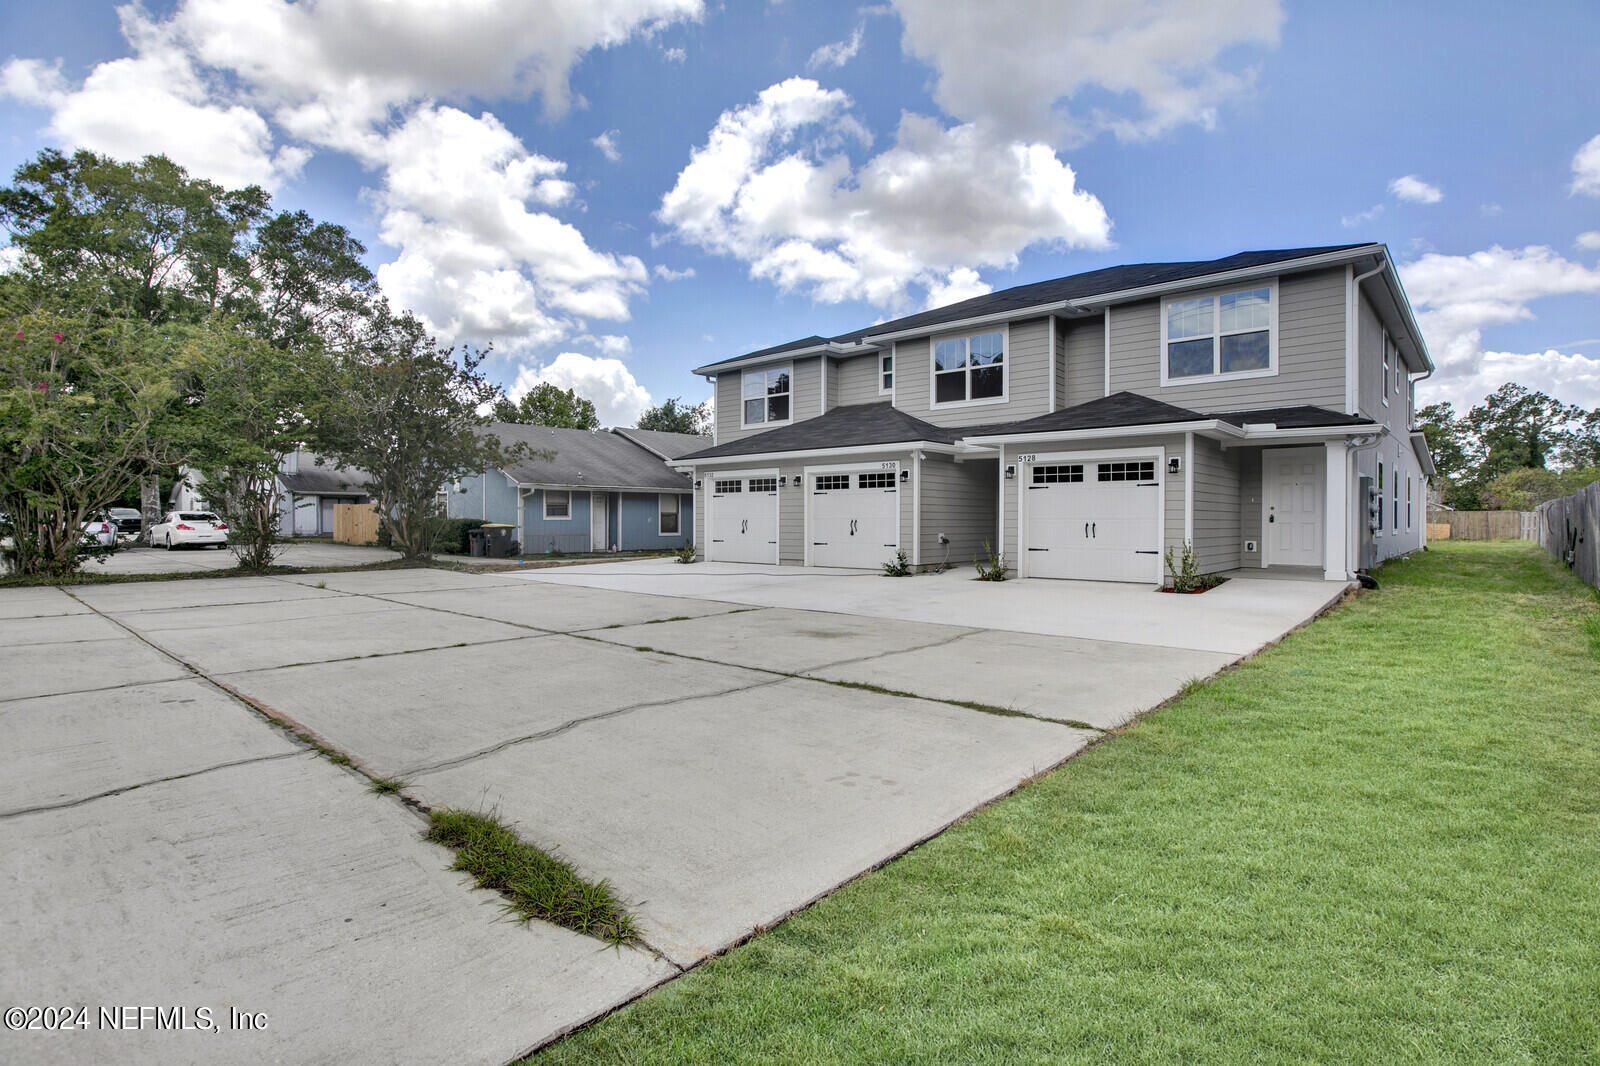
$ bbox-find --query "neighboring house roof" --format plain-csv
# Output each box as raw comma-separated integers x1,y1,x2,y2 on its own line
277,456,371,495
695,244,1373,374
608,426,711,460
487,423,692,492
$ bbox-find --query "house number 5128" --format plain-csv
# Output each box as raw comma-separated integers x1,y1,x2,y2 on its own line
1016,454,1036,463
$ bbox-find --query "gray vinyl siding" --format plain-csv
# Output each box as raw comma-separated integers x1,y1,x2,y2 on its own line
1355,290,1416,435
999,432,1187,577
1107,268,1347,413
712,356,824,444
1062,315,1105,407
894,317,1053,427
693,451,916,565
832,354,882,408
917,455,998,571
1356,432,1424,564
1239,449,1263,568
1191,435,1241,573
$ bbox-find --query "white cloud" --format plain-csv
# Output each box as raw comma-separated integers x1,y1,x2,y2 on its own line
507,352,653,426
592,129,621,162
1572,133,1600,197
1341,203,1384,229
807,25,864,69
653,264,696,281
658,78,1111,308
1576,231,1600,251
923,267,990,310
1480,203,1502,217
890,0,1283,145
1,58,67,106
373,106,648,354
0,245,23,274
579,333,633,354
1388,174,1443,204
662,46,687,63
1401,245,1600,409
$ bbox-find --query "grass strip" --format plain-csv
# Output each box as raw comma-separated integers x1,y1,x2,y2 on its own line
426,809,639,947
532,541,1600,1064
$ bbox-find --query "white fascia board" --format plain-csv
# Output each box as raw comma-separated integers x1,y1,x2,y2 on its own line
960,419,1244,446
1378,261,1435,373
862,302,1073,344
693,340,881,377
1230,424,1382,446
1409,430,1438,478
1068,245,1385,310
523,482,690,494
675,441,959,466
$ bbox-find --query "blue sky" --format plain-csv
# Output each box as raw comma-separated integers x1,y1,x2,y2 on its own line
3,1,1598,422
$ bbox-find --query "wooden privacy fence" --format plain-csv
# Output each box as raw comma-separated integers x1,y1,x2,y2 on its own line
1428,510,1536,541
1536,481,1600,589
333,503,379,545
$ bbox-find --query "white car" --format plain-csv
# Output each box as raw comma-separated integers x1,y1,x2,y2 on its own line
149,511,230,550
80,516,118,549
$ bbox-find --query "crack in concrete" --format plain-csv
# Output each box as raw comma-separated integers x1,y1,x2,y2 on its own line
796,625,981,673
0,633,135,650
0,673,194,706
403,675,791,779
0,750,309,820
117,601,410,636
207,632,553,678
80,591,358,617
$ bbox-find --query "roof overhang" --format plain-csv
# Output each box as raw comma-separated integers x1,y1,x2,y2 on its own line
861,302,1087,345
693,339,883,377
1068,245,1386,309
511,481,690,494
960,419,1247,447
674,441,960,468
1410,430,1437,478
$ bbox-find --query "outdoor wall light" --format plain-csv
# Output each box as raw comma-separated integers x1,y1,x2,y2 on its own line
693,479,702,489
899,469,910,483
779,476,788,487
1004,464,1016,480
1168,457,1182,474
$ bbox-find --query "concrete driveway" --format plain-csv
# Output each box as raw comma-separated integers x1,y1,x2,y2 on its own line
86,541,403,575
1,562,1345,1063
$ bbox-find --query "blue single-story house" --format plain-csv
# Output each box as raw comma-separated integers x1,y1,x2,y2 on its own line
447,424,706,554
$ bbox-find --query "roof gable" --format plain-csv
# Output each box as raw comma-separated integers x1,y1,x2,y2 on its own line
487,423,691,491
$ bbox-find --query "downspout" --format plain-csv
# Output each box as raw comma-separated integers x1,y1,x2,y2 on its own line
1183,432,1195,546
1347,255,1388,414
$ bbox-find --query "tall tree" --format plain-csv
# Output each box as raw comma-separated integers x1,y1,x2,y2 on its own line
244,210,377,351
317,308,535,559
1557,407,1600,470
636,396,711,436
0,310,180,576
176,321,333,570
490,382,599,429
1463,383,1577,477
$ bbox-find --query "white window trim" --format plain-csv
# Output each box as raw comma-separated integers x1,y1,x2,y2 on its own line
1381,332,1391,407
878,351,894,396
1375,459,1384,535
739,362,795,430
542,489,572,521
1015,446,1166,585
657,493,681,536
1158,278,1279,387
801,459,901,568
928,324,1010,409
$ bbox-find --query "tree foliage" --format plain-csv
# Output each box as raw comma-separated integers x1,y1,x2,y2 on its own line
636,396,711,436
316,309,534,559
490,383,599,429
0,311,179,575
1417,385,1598,509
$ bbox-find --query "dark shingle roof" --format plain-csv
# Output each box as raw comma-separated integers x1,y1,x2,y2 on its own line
608,427,712,460
278,453,371,495
696,245,1374,373
679,403,966,460
1208,405,1375,428
487,423,691,491
979,392,1208,437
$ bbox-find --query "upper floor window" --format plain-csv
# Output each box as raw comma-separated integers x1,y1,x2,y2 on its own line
1382,334,1392,406
1161,283,1276,385
932,330,1005,405
742,365,790,427
880,353,893,394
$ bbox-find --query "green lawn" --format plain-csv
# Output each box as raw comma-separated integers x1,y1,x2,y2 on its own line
534,542,1600,1065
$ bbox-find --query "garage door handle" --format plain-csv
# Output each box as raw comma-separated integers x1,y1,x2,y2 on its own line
1084,522,1089,537
1135,550,1159,555
1092,522,1097,538
1028,547,1048,552
741,519,748,534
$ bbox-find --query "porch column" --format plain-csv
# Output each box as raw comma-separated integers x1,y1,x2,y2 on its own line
1324,441,1350,581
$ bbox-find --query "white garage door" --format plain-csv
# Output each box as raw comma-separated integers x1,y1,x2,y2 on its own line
1024,458,1162,583
707,474,778,563
809,469,899,569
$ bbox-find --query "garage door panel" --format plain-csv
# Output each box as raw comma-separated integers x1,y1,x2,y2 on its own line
810,472,898,570
708,477,778,564
1024,459,1161,584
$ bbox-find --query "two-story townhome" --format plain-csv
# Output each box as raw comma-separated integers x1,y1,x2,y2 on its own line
675,244,1435,584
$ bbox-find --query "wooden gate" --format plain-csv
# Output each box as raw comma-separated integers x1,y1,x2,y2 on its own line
333,503,379,545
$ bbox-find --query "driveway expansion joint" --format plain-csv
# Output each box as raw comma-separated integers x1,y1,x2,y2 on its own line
0,750,310,820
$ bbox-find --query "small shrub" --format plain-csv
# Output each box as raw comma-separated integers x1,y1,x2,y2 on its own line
881,549,912,577
1164,540,1225,592
974,541,1008,581
674,544,698,564
432,517,487,555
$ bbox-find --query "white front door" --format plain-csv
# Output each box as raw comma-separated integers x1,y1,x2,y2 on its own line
707,474,779,563
590,493,608,551
1263,447,1324,567
809,469,898,569
1023,458,1163,583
